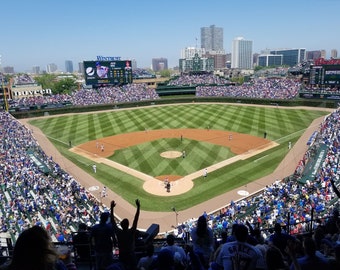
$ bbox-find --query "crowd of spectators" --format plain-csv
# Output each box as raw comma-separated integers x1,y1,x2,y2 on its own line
165,107,340,269
0,111,105,243
196,78,301,99
172,107,339,236
1,73,340,269
167,74,230,87
132,68,156,79
8,83,160,109
14,74,36,85
7,75,304,111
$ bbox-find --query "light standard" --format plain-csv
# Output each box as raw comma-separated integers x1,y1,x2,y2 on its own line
0,74,8,112
172,207,179,227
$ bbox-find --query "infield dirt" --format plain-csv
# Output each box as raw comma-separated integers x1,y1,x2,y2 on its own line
70,128,278,196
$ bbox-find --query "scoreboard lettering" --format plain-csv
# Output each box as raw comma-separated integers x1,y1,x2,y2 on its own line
83,60,132,85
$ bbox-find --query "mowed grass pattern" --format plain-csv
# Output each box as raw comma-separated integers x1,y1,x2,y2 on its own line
112,138,234,176
29,104,329,211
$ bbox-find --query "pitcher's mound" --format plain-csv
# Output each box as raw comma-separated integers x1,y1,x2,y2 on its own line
160,151,182,159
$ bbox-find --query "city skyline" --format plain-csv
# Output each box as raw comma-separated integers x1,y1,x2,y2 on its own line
1,0,339,73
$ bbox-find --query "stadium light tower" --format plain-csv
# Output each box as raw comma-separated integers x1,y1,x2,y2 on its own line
0,55,8,111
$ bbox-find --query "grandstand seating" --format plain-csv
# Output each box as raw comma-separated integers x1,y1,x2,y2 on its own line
0,75,339,269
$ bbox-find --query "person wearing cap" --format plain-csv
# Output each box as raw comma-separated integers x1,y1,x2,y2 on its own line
96,61,109,78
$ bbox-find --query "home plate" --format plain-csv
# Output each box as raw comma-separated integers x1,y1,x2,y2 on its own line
237,190,249,196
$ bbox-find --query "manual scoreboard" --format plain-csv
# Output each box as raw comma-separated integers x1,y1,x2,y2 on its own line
310,65,340,86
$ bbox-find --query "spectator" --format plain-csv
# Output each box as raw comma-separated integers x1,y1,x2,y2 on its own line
160,234,187,269
111,199,141,270
211,230,228,262
226,223,238,243
325,208,340,235
289,237,329,270
151,248,175,270
268,223,295,258
137,243,157,270
91,212,116,270
190,215,215,268
184,244,205,270
2,225,74,270
215,224,265,270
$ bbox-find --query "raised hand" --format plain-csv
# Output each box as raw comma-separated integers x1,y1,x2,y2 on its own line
135,199,140,208
111,200,116,209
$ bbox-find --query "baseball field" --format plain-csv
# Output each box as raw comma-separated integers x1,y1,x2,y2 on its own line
24,103,331,231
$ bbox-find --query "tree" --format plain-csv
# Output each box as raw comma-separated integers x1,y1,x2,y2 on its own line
34,74,57,90
230,76,244,85
159,69,171,78
53,78,78,94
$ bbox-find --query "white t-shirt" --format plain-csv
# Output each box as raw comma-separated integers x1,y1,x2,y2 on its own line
216,241,264,270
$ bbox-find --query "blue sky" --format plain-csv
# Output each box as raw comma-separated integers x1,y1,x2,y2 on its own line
1,0,339,72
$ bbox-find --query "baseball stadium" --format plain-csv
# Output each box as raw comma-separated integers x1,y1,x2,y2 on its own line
0,62,340,269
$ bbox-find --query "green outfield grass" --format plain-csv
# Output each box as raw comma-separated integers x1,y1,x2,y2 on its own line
29,104,329,211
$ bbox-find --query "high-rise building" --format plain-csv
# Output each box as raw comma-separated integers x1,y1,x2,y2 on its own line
231,37,253,69
226,53,232,68
203,51,226,69
32,66,40,74
200,25,226,69
201,25,223,51
331,49,338,59
258,54,283,67
78,62,84,74
131,59,137,69
306,50,322,60
270,48,306,67
65,60,73,73
152,58,168,72
3,66,14,74
46,63,58,73
253,53,260,67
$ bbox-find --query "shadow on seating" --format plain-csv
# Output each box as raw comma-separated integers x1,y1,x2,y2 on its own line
72,231,95,270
